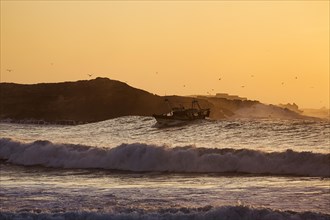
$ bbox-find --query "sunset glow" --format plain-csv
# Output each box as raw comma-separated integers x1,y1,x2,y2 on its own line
1,1,329,108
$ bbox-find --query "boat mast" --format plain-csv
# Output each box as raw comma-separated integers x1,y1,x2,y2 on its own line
165,98,173,111
192,99,201,110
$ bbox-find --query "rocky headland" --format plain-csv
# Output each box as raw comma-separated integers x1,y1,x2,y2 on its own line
0,77,318,124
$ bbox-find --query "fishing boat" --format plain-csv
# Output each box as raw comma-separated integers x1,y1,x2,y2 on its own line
153,99,210,126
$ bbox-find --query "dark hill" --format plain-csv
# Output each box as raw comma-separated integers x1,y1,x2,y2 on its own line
0,77,311,123
0,78,169,123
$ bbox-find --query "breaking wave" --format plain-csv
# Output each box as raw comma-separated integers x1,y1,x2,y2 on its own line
1,206,329,220
0,138,329,177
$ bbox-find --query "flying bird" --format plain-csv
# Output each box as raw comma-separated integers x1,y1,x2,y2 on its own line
6,69,13,72
88,74,93,77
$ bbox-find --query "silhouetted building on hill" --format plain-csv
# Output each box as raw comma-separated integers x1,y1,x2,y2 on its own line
215,93,247,101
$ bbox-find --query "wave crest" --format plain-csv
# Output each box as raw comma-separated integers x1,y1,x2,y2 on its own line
0,205,329,220
0,138,329,177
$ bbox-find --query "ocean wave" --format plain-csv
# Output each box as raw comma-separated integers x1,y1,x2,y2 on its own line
0,138,329,177
1,206,329,220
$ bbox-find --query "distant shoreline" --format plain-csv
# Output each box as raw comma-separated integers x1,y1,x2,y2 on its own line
1,77,326,123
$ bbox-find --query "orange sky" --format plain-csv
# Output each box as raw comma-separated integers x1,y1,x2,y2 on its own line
1,1,329,108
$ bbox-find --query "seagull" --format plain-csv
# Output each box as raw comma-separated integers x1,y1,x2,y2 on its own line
281,82,284,85
155,72,158,74
6,69,13,72
183,85,186,87
251,74,254,77
295,76,298,79
88,74,93,78
219,77,222,81
241,85,245,88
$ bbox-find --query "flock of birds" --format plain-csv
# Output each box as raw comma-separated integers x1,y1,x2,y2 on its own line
0,65,324,105
185,72,301,94
150,71,307,96
3,68,315,94
82,71,303,89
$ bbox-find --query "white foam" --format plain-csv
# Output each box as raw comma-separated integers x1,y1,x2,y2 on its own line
0,138,329,177
232,103,305,119
0,205,329,220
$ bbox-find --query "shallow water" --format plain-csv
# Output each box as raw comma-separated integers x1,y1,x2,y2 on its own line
0,117,329,219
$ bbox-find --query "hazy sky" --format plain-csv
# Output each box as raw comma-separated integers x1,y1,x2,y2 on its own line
1,1,329,108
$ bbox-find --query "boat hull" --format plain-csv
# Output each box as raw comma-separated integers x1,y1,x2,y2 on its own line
153,117,189,126
153,112,209,126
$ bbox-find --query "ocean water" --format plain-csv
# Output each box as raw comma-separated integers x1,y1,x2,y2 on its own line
0,117,329,220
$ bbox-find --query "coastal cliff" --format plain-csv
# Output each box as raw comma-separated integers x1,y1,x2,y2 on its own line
0,77,312,124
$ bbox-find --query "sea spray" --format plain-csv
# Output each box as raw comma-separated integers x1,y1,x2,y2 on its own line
1,138,329,177
1,205,329,220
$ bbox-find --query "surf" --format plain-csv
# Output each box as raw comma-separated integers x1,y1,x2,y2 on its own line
1,205,329,220
1,138,329,177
